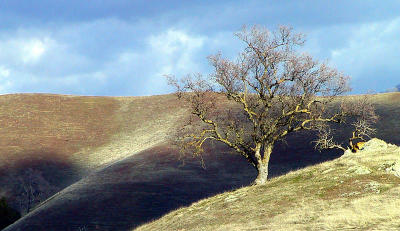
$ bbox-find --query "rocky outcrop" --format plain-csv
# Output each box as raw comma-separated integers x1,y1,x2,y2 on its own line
342,138,400,178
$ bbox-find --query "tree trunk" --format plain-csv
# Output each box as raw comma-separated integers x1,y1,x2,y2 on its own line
254,162,269,185
254,145,273,185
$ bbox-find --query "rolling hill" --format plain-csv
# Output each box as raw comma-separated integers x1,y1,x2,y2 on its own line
136,139,400,231
1,92,400,230
0,94,186,221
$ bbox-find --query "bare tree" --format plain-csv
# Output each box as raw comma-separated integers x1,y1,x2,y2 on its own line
167,25,375,185
11,168,56,215
314,94,378,153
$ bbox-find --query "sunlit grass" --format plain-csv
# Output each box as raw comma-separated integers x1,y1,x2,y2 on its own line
136,139,400,231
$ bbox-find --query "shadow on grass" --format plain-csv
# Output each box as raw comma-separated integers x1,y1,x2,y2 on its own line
0,151,84,219
2,136,349,231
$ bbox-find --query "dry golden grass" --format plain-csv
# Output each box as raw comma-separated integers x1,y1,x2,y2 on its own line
136,139,400,231
0,94,119,170
0,93,186,171
83,95,187,169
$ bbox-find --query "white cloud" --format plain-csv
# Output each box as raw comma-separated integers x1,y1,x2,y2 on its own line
148,29,206,73
0,37,52,65
0,66,12,94
301,17,400,93
103,29,208,95
329,17,400,79
0,66,10,78
0,29,104,94
21,38,47,63
0,17,238,96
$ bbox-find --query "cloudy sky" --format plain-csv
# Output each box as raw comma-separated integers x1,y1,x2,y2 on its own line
0,0,399,96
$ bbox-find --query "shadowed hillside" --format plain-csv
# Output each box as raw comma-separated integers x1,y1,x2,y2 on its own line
136,139,400,231
1,92,400,230
2,144,255,231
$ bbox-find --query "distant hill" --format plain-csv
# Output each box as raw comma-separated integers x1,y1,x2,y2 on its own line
0,93,186,215
0,93,186,170
1,92,400,230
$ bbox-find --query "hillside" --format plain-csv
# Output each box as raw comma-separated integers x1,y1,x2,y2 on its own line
2,144,255,231
0,93,186,214
0,93,186,171
136,139,400,231
1,92,400,230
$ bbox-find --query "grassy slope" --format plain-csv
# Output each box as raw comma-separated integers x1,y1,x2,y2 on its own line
0,94,119,167
136,139,400,231
0,93,185,171
0,93,185,212
1,92,400,230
